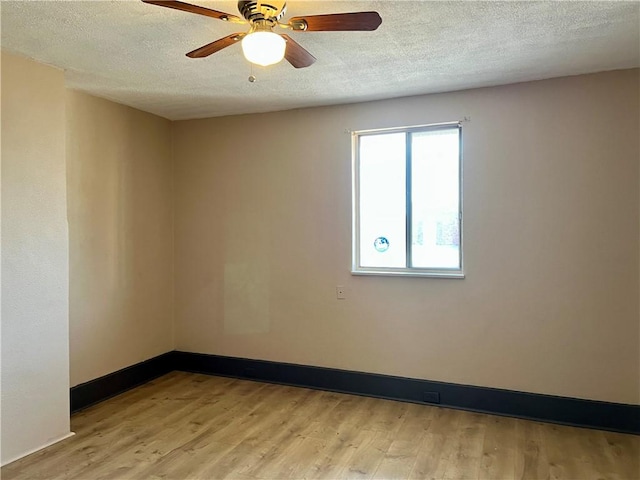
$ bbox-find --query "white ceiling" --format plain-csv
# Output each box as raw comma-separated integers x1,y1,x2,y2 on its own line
1,1,638,120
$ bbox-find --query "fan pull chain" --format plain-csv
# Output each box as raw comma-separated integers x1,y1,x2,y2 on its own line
248,64,256,83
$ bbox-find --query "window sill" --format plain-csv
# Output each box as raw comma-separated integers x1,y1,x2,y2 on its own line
351,269,465,279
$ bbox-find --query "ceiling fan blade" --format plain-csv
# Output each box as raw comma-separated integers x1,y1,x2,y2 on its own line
186,33,245,58
142,1,245,24
288,12,382,31
280,35,316,68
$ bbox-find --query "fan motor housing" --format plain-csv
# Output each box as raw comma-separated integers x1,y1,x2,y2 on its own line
237,1,287,23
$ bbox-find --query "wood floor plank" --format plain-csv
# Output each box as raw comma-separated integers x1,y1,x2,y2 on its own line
337,430,392,480
256,435,327,479
479,414,517,479
514,420,550,480
2,372,638,480
303,431,361,479
602,430,640,480
441,412,486,480
409,432,452,480
371,439,421,480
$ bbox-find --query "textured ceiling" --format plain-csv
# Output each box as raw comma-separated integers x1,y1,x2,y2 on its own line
1,1,638,120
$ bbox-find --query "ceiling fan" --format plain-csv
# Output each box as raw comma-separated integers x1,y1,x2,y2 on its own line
142,1,382,68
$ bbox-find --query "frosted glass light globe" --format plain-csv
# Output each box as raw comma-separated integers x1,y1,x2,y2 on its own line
241,31,286,67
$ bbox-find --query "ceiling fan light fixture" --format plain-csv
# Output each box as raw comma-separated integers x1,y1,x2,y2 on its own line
241,31,286,66
143,1,382,69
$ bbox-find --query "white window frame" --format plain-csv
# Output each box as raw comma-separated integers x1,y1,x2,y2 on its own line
351,122,464,278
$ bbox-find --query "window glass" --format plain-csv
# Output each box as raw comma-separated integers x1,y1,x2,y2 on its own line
411,129,460,269
358,133,406,268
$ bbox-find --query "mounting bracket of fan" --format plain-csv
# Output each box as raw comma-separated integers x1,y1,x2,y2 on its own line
237,1,287,23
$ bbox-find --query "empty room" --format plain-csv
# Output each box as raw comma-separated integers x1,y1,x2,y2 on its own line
1,1,639,479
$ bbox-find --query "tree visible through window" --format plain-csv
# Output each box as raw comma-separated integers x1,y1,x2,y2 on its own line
352,123,463,277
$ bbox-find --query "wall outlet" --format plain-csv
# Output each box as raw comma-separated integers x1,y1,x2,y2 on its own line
336,286,346,300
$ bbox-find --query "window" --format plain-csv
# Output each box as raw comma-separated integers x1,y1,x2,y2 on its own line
352,123,463,277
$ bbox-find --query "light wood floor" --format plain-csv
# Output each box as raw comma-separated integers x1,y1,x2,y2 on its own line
2,371,638,480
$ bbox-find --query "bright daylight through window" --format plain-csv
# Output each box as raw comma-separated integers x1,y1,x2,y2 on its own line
352,123,463,277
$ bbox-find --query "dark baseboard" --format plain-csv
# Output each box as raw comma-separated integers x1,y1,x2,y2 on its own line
70,351,175,413
173,351,640,435
70,350,639,434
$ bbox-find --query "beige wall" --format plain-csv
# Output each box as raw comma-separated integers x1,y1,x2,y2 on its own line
1,52,72,465
66,91,174,387
173,69,640,405
1,54,637,468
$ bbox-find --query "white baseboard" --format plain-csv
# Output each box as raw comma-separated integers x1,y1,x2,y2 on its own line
1,431,75,467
